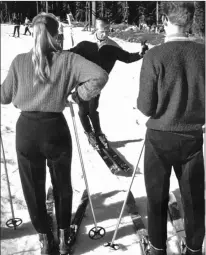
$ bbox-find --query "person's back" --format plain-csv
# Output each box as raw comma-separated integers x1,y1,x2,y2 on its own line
1,12,108,255
137,2,205,255
1,49,107,111
138,40,205,132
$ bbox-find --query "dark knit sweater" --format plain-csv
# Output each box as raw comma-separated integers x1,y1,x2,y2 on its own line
137,40,205,132
1,50,108,112
70,38,142,74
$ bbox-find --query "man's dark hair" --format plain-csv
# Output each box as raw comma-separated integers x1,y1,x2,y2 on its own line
161,1,195,26
95,17,110,26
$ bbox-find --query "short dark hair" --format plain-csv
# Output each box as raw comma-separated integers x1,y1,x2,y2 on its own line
161,1,195,27
95,17,110,26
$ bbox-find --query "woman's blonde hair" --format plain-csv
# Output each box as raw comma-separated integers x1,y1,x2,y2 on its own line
32,12,61,86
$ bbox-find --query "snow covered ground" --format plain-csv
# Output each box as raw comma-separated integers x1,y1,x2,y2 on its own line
1,24,184,255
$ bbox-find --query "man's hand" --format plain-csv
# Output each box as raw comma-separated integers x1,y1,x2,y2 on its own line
140,40,149,56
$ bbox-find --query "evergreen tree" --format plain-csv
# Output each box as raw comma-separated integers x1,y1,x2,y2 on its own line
193,1,205,36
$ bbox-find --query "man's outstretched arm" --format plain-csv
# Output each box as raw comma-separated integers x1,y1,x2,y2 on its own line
100,42,148,64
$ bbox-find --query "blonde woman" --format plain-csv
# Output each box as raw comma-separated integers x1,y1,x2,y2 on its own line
1,13,108,255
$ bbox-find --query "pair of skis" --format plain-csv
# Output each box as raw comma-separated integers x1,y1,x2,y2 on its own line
46,187,89,254
126,191,186,255
93,138,131,176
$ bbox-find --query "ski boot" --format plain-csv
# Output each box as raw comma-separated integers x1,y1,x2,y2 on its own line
144,242,166,255
59,228,72,255
39,231,55,255
85,131,100,150
181,239,202,255
141,235,150,255
181,237,187,255
97,133,109,149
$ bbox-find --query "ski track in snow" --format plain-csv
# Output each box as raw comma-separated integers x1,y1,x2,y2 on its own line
1,24,181,255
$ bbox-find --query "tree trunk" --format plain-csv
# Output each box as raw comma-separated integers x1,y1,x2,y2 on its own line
46,1,48,13
101,2,104,17
92,1,96,27
156,1,158,33
36,1,39,14
88,1,91,31
85,2,88,24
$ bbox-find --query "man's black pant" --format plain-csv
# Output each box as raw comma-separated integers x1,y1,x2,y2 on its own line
13,25,20,37
144,129,205,250
16,112,73,233
24,26,31,35
78,94,102,134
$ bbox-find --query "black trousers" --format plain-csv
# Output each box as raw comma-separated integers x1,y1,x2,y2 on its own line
16,112,73,233
24,26,31,35
144,129,205,250
13,25,20,37
78,95,102,134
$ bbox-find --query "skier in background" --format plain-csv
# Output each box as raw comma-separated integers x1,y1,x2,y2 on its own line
137,2,205,255
57,16,64,49
12,16,21,37
23,17,31,35
70,18,148,149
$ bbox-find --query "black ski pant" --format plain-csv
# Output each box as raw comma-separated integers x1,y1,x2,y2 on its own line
16,111,73,234
144,129,205,250
13,25,20,37
24,26,31,35
78,94,102,134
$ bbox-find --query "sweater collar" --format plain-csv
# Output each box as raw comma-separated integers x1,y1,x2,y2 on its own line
94,32,108,46
165,33,190,43
94,33,121,50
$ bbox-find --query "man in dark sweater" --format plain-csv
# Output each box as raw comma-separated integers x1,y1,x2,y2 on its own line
70,18,148,149
137,2,205,255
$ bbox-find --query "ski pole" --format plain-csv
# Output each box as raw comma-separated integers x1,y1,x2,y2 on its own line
67,13,74,47
0,135,22,230
68,101,105,240
105,141,145,250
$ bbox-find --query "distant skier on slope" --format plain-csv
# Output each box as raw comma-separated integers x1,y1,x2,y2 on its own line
69,17,148,149
137,2,205,255
23,17,31,35
12,16,21,37
56,16,65,49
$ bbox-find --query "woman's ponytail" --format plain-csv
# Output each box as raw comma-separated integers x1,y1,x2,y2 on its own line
32,13,60,86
